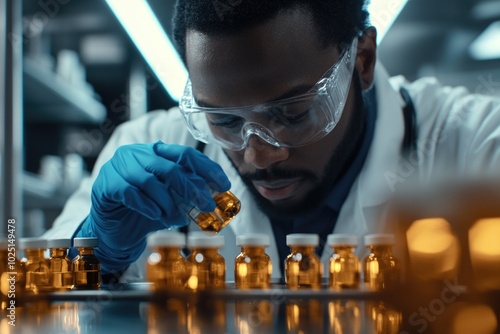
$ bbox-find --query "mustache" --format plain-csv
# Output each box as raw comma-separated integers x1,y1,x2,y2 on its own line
241,168,318,182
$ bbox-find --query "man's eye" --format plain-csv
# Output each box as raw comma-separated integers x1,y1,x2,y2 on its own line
283,109,311,124
209,115,244,128
269,102,312,125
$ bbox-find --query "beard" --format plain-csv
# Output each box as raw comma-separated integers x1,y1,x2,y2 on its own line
227,73,368,219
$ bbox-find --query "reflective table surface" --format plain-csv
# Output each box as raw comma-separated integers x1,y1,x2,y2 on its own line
1,282,499,334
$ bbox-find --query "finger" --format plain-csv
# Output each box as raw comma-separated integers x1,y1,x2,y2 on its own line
96,164,163,220
153,141,231,192
127,151,217,212
137,168,216,215
111,155,216,215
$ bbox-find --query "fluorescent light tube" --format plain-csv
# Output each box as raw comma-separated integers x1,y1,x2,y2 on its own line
105,0,188,101
469,21,500,61
105,0,407,102
368,0,409,43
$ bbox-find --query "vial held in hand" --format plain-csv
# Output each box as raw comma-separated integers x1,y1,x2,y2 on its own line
186,190,241,234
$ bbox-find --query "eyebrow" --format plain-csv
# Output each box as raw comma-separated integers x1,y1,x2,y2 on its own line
194,84,314,109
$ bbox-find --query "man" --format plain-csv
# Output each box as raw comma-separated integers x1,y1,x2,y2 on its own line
43,0,500,282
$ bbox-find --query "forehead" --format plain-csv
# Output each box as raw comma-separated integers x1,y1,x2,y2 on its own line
185,8,339,107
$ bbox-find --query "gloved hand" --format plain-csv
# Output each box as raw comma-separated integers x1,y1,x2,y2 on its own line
76,141,231,274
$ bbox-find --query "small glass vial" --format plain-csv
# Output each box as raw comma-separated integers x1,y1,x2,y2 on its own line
364,234,400,290
185,233,225,290
48,239,74,291
146,230,187,291
20,238,51,293
187,190,241,234
234,234,272,289
327,234,361,289
1,238,26,305
73,237,101,290
285,234,323,289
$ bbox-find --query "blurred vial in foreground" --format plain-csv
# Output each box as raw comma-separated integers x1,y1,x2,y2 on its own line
327,234,360,290
185,233,225,290
363,234,400,291
406,218,460,281
285,234,323,289
469,218,500,290
146,230,186,291
20,238,51,293
187,190,241,234
73,238,100,290
235,234,272,289
48,239,73,291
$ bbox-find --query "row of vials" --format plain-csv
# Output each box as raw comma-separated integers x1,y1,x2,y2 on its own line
0,237,100,295
147,231,400,291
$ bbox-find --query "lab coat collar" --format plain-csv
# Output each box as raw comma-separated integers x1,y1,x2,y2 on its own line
355,62,406,208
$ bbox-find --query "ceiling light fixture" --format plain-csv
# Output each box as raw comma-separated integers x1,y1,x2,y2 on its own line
469,21,500,61
368,0,409,43
104,0,187,101
105,0,408,102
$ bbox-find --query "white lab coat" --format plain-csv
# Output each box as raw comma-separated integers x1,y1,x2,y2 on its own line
42,63,500,282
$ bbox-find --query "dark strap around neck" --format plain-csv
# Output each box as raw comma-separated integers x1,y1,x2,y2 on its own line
400,86,417,158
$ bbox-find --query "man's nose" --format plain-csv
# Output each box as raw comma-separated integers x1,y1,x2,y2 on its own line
243,135,289,169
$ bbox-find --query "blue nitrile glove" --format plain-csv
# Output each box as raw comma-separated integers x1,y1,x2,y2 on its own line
76,141,231,274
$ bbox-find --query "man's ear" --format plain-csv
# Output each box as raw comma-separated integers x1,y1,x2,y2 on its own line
355,27,377,90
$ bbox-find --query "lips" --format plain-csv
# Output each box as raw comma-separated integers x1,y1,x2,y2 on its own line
253,178,303,201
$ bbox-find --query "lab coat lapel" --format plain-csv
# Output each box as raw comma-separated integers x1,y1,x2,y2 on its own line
324,63,406,257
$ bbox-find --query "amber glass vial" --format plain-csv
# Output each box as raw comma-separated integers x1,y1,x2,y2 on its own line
73,237,101,290
185,233,225,290
364,234,400,290
285,234,323,289
1,238,26,303
146,230,187,291
187,190,241,233
19,238,51,293
47,239,74,291
235,234,272,289
327,234,361,289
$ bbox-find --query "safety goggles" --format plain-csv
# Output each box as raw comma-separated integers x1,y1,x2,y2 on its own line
179,37,358,151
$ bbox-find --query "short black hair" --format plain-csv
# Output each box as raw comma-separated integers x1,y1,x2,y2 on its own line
172,0,370,65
